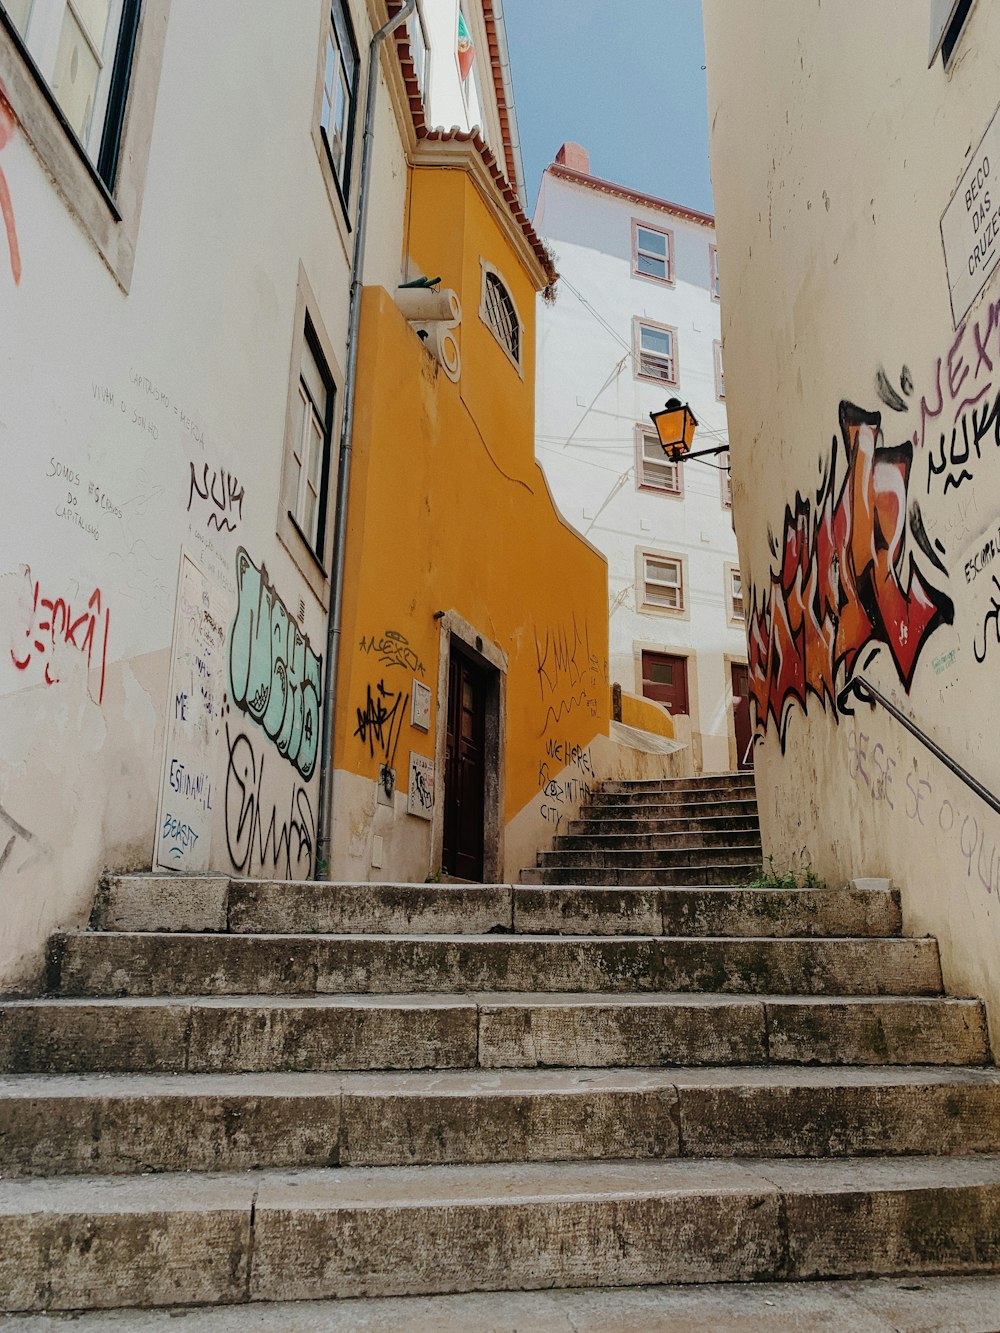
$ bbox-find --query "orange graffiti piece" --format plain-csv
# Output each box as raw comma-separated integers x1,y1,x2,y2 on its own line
0,85,21,286
748,402,954,748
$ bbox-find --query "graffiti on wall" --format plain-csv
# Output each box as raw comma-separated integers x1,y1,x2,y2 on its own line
747,401,954,750
917,299,1000,495
354,677,409,769
0,85,21,286
533,614,603,736
359,629,426,676
228,547,322,781
9,565,110,703
224,720,315,880
187,461,245,533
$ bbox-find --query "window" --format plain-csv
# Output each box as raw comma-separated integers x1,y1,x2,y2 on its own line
636,426,681,495
320,0,359,201
632,219,673,283
641,650,689,715
930,0,976,65
3,0,142,190
728,566,744,622
714,340,725,400
407,1,429,103
290,321,334,559
634,318,678,385
721,450,733,508
641,551,684,611
479,261,522,372
709,243,720,300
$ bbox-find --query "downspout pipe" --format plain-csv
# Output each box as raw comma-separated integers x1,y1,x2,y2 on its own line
316,0,417,876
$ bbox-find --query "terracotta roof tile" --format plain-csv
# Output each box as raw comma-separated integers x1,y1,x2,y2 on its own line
547,162,716,229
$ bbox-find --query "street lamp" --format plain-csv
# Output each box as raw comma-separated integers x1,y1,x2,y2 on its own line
650,397,729,465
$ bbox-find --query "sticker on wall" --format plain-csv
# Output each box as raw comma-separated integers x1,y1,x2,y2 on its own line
407,752,435,819
154,551,231,872
411,680,432,731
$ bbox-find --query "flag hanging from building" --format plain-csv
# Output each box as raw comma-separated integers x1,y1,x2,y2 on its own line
457,12,475,82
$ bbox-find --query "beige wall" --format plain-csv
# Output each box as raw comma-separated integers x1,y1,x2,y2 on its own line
704,0,1000,1042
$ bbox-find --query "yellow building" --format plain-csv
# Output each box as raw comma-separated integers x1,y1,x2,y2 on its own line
330,128,614,882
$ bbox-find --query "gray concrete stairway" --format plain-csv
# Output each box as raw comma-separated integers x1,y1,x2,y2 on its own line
2,770,1000,1318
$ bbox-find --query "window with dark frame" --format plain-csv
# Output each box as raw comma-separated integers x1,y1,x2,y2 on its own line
320,0,359,202
290,320,335,562
632,219,673,283
481,267,521,367
1,0,142,193
636,425,681,495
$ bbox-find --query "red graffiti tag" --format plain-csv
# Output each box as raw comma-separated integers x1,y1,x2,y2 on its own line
0,85,21,286
747,402,954,749
9,566,110,703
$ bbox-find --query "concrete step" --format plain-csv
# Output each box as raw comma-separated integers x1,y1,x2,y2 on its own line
552,829,763,852
567,813,761,836
585,797,760,818
48,931,944,998
2,1066,999,1179
517,885,901,937
592,785,756,804
536,845,764,869
5,1156,1000,1311
520,863,766,886
0,991,982,1076
86,883,899,940
5,1275,1000,1331
601,774,757,795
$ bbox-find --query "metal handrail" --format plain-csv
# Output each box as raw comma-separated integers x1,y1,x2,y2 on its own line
837,674,1000,819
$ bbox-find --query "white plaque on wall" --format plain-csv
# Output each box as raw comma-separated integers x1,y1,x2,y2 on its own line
411,679,431,731
941,101,1000,326
407,752,435,819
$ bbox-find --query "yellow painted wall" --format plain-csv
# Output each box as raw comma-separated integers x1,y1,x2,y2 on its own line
620,691,674,740
333,166,610,869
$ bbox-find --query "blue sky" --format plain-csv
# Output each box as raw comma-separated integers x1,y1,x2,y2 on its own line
501,0,714,218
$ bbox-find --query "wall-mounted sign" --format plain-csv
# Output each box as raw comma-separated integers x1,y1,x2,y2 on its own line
407,752,435,819
411,680,431,731
941,102,1000,327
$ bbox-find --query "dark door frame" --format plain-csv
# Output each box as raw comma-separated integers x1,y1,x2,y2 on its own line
431,610,506,883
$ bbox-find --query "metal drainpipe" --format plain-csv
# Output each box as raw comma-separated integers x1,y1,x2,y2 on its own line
316,0,417,877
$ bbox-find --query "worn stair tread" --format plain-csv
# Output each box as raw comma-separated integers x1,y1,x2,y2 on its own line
5,1153,1000,1213
4,1275,1000,1331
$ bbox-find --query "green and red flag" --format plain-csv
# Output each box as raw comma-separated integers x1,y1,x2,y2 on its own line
457,11,475,82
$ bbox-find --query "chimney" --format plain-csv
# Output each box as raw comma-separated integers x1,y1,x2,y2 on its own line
555,142,590,175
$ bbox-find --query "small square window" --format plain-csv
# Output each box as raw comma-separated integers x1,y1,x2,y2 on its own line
320,0,359,201
632,219,674,283
636,426,682,495
709,243,720,300
714,340,725,400
642,552,684,611
634,319,678,385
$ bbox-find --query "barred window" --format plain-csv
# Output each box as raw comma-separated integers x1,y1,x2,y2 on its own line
479,262,522,371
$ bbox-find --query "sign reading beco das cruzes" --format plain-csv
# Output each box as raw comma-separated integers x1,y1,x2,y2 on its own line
942,104,1000,326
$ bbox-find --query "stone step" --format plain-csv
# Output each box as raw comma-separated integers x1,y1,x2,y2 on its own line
551,829,763,852
87,883,899,940
601,774,757,794
5,1275,1000,1331
586,797,760,817
520,863,765,886
536,845,764,869
5,1156,1000,1310
2,1065,999,1178
567,813,761,836
0,991,983,1075
48,931,944,998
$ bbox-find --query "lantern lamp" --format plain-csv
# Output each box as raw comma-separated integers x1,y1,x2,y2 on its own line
650,398,698,460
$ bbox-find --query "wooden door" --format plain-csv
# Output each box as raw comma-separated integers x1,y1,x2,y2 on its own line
732,662,753,769
443,647,486,881
641,650,689,715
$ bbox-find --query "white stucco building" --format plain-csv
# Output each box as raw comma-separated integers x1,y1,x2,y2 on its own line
534,144,747,773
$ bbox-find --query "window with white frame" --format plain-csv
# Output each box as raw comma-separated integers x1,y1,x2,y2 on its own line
636,426,681,495
714,340,725,400
721,449,733,508
320,0,359,201
709,243,720,300
290,322,334,558
642,552,684,611
480,262,522,371
632,220,673,283
407,1,429,103
729,567,744,621
634,319,677,385
3,0,142,188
